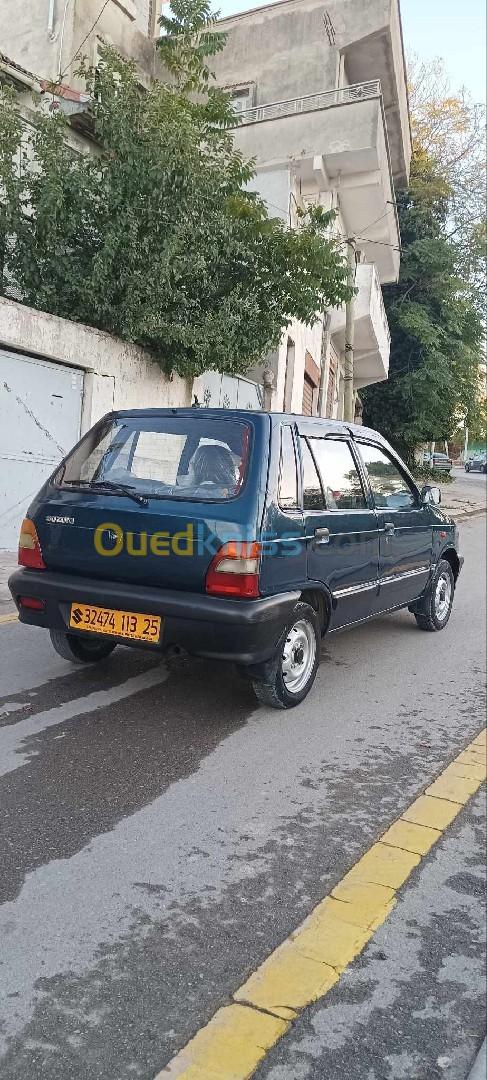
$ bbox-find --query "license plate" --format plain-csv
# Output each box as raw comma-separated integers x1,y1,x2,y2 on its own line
69,603,161,643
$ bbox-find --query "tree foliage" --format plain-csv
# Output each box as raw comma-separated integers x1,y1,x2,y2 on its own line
363,58,485,463
407,56,486,307
0,0,352,379
362,151,484,464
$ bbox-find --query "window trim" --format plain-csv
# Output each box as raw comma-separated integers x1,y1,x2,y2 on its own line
54,416,253,504
278,424,300,513
305,436,369,513
355,440,421,512
299,434,326,512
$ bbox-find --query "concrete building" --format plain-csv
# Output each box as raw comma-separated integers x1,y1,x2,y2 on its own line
0,0,161,90
0,0,411,549
205,0,411,417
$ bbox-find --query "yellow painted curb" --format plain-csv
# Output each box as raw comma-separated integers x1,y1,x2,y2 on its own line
161,1005,288,1079
0,612,17,626
156,729,486,1080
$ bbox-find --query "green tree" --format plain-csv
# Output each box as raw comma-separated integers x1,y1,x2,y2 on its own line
407,56,486,312
0,0,353,379
362,150,484,464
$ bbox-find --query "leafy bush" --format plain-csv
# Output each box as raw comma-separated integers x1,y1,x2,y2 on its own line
0,1,353,379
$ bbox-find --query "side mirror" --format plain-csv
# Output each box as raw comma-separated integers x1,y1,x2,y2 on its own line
421,484,441,506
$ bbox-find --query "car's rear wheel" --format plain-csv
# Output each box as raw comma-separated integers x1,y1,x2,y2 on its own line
50,629,116,663
413,559,455,632
251,601,320,709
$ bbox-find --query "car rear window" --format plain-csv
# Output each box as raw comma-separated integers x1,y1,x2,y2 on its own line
55,416,251,501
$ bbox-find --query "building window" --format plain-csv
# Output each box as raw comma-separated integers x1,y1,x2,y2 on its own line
302,351,319,417
229,86,255,115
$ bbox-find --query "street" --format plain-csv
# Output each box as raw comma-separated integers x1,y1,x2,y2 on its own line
0,514,485,1080
440,468,487,517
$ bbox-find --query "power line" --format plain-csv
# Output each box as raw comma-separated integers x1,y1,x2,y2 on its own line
57,0,110,86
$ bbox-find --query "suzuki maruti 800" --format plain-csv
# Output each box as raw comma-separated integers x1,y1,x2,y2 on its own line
9,409,462,708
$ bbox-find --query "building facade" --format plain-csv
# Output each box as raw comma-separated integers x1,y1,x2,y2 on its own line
207,0,411,418
1,0,411,426
0,0,161,90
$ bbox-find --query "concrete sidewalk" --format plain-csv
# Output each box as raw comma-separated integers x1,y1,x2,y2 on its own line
436,473,486,519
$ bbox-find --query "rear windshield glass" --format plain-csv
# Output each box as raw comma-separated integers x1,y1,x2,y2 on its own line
55,416,251,501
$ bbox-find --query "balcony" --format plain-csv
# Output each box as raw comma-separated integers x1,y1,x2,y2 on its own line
329,263,391,389
237,80,382,126
232,81,400,283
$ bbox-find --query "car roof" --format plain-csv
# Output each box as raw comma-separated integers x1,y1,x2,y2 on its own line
111,407,385,442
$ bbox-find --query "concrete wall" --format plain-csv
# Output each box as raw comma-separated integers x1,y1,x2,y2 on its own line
69,0,160,89
0,297,193,433
1,0,159,87
214,0,410,187
215,0,339,106
246,166,292,223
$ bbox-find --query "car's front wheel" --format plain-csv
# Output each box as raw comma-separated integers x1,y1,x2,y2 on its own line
413,559,455,632
50,629,116,663
251,601,320,709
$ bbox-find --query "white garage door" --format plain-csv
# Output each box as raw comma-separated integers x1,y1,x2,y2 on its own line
0,351,84,550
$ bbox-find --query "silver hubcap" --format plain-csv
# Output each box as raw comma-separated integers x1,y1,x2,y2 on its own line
281,619,316,695
434,572,452,621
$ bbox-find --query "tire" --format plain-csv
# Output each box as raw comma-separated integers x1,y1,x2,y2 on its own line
414,559,455,632
251,601,320,709
50,629,116,664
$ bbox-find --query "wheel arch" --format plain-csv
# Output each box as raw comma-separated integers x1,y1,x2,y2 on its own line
299,585,331,634
440,547,460,582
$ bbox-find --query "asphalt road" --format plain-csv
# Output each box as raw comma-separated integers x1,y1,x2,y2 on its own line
0,516,485,1080
448,467,487,501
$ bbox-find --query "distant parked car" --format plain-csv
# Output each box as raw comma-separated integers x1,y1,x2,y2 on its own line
465,454,487,473
429,452,453,474
422,451,452,473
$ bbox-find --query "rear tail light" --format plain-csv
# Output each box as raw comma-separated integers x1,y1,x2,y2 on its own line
205,541,261,599
18,519,46,570
19,596,45,611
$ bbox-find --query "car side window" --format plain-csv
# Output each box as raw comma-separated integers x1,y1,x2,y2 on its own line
278,426,299,510
309,439,367,510
300,437,325,510
359,443,417,510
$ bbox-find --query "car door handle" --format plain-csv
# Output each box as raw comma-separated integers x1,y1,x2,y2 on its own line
314,527,330,544
384,521,395,534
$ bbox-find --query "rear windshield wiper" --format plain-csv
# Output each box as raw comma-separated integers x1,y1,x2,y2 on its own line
62,480,148,506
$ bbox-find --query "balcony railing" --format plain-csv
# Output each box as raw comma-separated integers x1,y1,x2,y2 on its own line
233,80,381,127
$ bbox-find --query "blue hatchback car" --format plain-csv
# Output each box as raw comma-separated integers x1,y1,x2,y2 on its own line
9,409,462,709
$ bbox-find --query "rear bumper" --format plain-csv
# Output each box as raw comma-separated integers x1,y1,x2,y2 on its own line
9,568,299,666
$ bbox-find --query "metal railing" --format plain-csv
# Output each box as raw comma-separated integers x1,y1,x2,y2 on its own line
233,80,381,127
